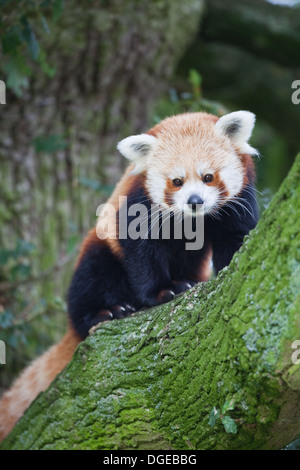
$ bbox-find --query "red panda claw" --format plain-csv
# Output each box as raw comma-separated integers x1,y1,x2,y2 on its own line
157,289,175,304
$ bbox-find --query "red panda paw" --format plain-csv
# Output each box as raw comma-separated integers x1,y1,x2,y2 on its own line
172,280,192,294
172,280,197,295
94,309,114,322
111,304,136,318
95,304,136,323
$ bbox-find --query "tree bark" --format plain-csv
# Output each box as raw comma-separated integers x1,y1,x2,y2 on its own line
0,0,204,298
1,152,300,450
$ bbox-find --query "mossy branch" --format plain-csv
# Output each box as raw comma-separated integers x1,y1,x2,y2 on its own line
2,153,300,450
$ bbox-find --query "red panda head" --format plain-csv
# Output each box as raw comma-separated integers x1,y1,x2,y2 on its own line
117,111,257,216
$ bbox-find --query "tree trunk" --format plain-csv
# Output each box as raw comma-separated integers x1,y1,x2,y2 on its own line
0,0,204,298
1,152,300,450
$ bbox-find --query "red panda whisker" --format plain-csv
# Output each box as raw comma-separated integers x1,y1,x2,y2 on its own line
242,186,263,196
214,206,229,219
227,197,255,219
223,202,243,219
226,201,253,219
145,210,169,240
209,207,223,221
141,208,165,237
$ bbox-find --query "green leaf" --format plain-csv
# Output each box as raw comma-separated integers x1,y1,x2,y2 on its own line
38,49,56,78
40,14,50,34
52,0,64,22
221,416,237,434
33,134,68,154
0,249,13,265
6,331,19,349
221,399,235,415
21,17,39,60
16,239,35,256
189,69,202,88
0,310,14,329
208,407,220,427
11,263,31,281
2,26,22,54
77,177,113,194
3,54,31,96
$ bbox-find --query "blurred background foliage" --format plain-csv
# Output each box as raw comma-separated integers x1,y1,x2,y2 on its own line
0,0,300,394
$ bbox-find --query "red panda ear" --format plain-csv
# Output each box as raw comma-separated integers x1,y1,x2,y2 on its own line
117,134,157,173
215,111,258,155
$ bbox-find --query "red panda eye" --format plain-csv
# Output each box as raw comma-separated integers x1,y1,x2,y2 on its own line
172,178,183,187
203,174,213,183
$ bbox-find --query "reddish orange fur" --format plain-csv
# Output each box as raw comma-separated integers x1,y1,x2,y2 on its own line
208,170,229,199
148,112,218,138
78,169,147,263
164,178,182,205
75,228,102,267
239,153,256,188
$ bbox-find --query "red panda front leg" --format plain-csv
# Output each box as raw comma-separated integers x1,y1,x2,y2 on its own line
123,239,176,307
169,242,213,295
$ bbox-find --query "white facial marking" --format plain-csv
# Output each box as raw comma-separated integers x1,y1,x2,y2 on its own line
220,165,243,197
197,163,213,177
168,168,185,180
146,170,167,206
172,179,219,215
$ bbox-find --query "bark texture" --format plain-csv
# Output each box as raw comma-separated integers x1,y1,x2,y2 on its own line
1,152,300,450
0,0,204,297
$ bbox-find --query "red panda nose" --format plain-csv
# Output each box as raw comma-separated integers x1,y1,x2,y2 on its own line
187,194,204,210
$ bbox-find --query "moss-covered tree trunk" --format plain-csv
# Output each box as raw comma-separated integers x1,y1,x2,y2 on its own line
1,153,300,450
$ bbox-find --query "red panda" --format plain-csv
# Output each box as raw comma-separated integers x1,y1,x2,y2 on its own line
0,110,259,442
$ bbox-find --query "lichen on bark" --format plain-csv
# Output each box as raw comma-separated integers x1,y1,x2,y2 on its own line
1,153,300,450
